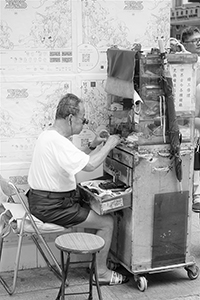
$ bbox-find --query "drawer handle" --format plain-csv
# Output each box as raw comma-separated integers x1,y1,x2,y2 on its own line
153,166,171,172
116,153,122,160
158,151,170,157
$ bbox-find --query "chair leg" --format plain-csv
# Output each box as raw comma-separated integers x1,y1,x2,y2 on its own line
0,232,24,295
31,235,63,281
0,237,3,258
0,231,66,295
0,237,9,293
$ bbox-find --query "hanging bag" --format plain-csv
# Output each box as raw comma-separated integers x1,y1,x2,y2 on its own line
194,137,200,171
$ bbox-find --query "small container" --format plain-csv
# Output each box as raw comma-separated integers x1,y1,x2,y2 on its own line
99,129,110,139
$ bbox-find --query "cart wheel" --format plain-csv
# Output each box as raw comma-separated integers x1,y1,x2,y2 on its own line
187,265,199,280
137,276,148,292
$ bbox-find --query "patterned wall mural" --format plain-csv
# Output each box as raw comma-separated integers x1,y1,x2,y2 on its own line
0,0,171,186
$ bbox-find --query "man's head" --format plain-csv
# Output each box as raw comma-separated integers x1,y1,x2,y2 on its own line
55,93,87,136
181,26,200,55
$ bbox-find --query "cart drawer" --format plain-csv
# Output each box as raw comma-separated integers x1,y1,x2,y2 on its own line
104,157,133,186
112,148,134,168
79,180,132,215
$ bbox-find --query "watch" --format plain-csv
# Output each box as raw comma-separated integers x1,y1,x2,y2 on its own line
88,142,96,150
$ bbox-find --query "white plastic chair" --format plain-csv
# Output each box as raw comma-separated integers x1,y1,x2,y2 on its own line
0,177,69,295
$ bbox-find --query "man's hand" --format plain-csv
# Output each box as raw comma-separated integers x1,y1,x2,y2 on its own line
84,134,122,171
90,130,110,148
104,134,121,149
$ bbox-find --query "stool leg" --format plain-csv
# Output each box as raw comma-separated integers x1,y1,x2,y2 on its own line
92,253,103,300
88,253,95,300
56,251,70,300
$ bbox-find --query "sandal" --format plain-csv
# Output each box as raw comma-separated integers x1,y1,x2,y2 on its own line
93,271,129,286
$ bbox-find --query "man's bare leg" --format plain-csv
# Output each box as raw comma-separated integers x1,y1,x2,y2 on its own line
74,209,115,280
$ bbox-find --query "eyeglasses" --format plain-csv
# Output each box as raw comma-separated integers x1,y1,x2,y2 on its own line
184,38,200,44
77,117,89,125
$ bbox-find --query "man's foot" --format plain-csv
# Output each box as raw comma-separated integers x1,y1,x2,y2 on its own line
93,270,129,286
192,202,200,213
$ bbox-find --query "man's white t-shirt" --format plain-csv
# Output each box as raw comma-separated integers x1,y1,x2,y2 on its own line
28,130,89,192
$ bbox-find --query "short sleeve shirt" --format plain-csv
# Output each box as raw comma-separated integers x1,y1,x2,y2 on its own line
28,130,89,191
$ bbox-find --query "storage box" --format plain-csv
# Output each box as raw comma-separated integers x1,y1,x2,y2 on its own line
79,180,132,215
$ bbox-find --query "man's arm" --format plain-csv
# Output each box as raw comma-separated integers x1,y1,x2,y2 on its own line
83,135,121,172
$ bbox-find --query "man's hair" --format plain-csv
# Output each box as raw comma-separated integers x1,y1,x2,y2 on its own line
181,26,200,43
55,93,82,119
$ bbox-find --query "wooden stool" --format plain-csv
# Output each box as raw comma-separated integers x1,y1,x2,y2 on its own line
55,232,105,300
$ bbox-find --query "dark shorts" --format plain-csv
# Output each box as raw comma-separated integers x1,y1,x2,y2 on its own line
27,187,90,228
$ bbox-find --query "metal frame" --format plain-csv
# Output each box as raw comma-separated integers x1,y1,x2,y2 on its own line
55,241,103,300
0,180,67,295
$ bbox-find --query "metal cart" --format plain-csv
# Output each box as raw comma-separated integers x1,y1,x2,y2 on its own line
105,49,199,291
80,49,199,291
105,143,199,291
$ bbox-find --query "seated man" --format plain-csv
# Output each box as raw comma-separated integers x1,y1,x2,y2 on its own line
27,93,128,285
181,26,200,212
